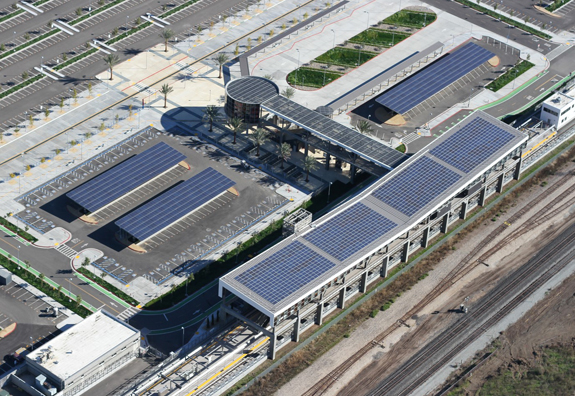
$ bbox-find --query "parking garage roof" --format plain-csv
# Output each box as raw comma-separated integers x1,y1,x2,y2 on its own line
219,111,527,321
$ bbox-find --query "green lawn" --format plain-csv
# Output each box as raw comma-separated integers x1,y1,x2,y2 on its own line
382,10,436,28
487,60,535,92
287,67,343,88
349,28,410,47
315,47,377,68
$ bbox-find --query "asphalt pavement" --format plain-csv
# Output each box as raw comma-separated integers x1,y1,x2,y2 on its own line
0,0,254,127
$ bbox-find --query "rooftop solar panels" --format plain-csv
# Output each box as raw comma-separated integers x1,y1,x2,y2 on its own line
262,95,406,169
234,241,336,305
429,117,515,173
66,142,186,213
303,203,397,261
375,42,495,114
115,167,234,241
371,157,461,216
226,77,279,104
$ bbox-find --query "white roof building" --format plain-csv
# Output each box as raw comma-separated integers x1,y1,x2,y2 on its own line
540,86,575,130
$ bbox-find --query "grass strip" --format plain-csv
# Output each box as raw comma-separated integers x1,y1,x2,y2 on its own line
546,0,571,12
161,0,200,17
70,0,128,25
0,8,24,24
287,67,343,88
0,30,58,61
0,254,92,317
53,48,98,70
77,267,139,305
315,47,377,68
348,28,409,47
381,10,436,28
487,60,535,92
0,74,43,100
396,143,406,153
455,0,552,39
0,216,38,242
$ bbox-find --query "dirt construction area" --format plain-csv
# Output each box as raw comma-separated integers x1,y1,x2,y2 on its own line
275,152,575,396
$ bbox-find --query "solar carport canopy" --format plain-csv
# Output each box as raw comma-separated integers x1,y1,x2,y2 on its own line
66,142,186,213
375,42,495,114
115,167,235,241
220,111,527,319
261,95,406,169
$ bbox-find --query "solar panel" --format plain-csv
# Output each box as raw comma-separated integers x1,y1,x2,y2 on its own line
67,142,186,213
371,157,461,216
115,167,234,241
226,77,279,104
375,42,494,114
303,203,397,261
262,95,406,169
234,241,335,305
429,118,515,173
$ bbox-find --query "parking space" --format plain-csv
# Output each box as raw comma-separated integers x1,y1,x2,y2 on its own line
0,283,66,325
17,128,287,287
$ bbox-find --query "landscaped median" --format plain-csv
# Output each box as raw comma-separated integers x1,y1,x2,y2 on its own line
77,267,139,306
0,247,94,317
287,9,436,89
486,60,535,92
455,0,552,40
0,216,38,243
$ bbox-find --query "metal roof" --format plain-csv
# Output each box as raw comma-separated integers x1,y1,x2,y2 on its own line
219,111,526,321
225,76,279,104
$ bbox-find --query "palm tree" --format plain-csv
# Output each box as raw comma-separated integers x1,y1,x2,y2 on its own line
278,142,291,169
159,83,173,108
203,105,220,132
38,273,45,287
228,117,243,144
251,128,268,157
159,29,175,52
214,52,229,78
354,120,373,135
281,87,295,99
103,54,119,80
303,155,318,182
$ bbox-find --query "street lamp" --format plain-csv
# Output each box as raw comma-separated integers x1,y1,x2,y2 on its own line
30,336,34,351
17,245,20,265
327,182,333,203
330,29,335,49
125,15,129,31
68,278,72,301
364,11,369,29
296,48,300,85
181,326,185,346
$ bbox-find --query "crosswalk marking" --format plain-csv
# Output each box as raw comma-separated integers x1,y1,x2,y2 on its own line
55,244,78,258
117,307,138,322
402,132,421,145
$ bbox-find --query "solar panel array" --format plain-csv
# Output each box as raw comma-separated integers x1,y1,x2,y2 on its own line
429,117,515,173
66,142,186,213
234,241,336,305
115,167,234,241
375,42,495,114
371,156,461,216
262,95,406,169
226,77,279,104
303,203,397,261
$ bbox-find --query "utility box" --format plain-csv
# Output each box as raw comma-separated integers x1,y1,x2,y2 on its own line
0,268,12,285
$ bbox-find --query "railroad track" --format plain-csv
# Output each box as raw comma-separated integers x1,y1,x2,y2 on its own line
302,171,575,396
368,218,575,396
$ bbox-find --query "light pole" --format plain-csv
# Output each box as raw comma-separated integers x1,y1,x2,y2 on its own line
30,336,34,351
327,182,333,203
125,15,129,31
68,278,72,301
331,29,335,49
181,326,185,346
296,48,300,85
364,11,369,29
17,245,20,265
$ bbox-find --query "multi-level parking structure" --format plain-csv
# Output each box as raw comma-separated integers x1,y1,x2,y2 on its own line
219,110,527,359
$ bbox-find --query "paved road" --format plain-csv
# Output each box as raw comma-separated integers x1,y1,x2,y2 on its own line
0,0,254,128
423,0,561,53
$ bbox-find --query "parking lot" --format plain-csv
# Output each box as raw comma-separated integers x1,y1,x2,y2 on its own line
15,129,288,286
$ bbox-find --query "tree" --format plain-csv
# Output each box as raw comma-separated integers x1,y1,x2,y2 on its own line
115,113,119,125
228,117,243,144
38,273,45,286
0,133,3,143
251,128,268,157
203,105,220,132
354,120,373,135
82,257,90,267
59,97,65,112
76,295,82,306
84,132,92,139
87,82,92,97
281,87,295,99
128,104,133,118
44,108,50,120
57,284,63,293
159,84,173,108
72,88,78,105
159,29,175,52
75,7,83,16
99,122,105,132
214,52,229,78
278,142,291,169
24,33,30,41
100,272,107,279
22,71,29,80
234,43,239,56
14,127,20,135
303,155,318,182
47,20,53,29
493,3,498,11
28,114,34,128
269,29,274,37
103,54,119,80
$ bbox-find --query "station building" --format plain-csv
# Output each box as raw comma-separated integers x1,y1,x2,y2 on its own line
540,85,575,130
219,110,527,359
